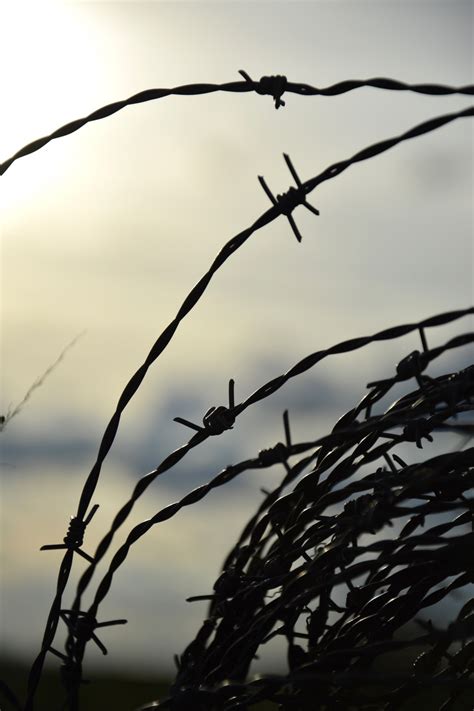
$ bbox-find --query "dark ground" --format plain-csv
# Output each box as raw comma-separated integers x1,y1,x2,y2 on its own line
2,654,473,711
1,657,169,711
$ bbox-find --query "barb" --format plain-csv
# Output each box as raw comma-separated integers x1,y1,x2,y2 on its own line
1,73,473,175
55,112,473,611
258,154,319,242
59,609,127,656
174,379,236,434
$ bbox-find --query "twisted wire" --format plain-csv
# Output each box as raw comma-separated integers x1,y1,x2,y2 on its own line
178,441,473,704
43,307,471,707
75,114,474,530
20,103,473,707
39,110,472,698
1,73,473,176
156,344,474,710
64,311,473,683
235,309,474,413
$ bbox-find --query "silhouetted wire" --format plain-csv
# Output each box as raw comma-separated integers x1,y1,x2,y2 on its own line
65,310,473,691
73,108,474,531
1,72,473,175
235,309,474,413
152,352,473,710
220,389,473,572
58,110,473,615
169,446,473,709
22,104,474,710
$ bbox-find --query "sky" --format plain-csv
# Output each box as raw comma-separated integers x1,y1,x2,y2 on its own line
1,0,473,684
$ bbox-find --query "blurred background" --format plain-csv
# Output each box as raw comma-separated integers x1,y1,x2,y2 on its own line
1,0,472,707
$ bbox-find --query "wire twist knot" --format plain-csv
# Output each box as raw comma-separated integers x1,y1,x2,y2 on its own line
258,155,319,242
204,406,235,435
239,70,287,108
40,504,99,563
63,516,86,549
60,609,127,656
258,442,288,466
275,185,305,216
257,74,287,108
174,379,235,436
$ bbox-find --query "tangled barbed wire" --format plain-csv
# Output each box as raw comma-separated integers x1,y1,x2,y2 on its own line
143,331,474,710
28,312,474,711
1,69,472,711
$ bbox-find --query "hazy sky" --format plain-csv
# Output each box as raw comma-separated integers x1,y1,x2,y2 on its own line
1,0,473,680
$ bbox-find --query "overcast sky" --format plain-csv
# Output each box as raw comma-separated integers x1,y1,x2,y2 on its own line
1,0,473,680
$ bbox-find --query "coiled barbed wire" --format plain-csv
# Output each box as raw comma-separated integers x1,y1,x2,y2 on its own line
21,103,473,710
2,72,470,710
152,354,473,711
58,309,473,709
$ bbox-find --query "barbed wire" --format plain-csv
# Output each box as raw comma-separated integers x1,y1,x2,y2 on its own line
21,98,473,709
59,310,473,707
1,71,473,176
145,351,474,710
60,316,471,594
62,111,474,530
5,72,470,709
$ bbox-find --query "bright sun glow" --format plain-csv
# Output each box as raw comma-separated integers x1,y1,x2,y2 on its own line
0,1,102,160
0,1,106,213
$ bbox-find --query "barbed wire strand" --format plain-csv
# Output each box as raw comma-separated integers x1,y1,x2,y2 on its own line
23,106,473,709
1,73,473,176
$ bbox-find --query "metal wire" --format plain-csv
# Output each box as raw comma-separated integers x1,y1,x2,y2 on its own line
1,73,469,710
155,355,473,711
22,105,473,708
56,310,473,710
1,71,473,176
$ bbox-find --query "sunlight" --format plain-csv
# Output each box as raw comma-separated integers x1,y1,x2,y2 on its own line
0,1,106,212
1,1,102,161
